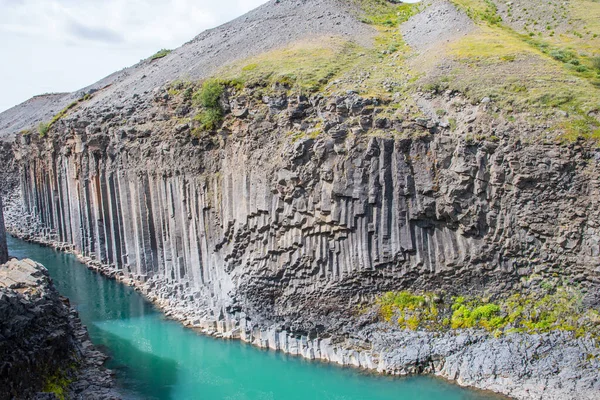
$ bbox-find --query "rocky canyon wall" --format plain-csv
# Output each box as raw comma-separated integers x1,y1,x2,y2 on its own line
6,91,600,330
0,258,118,400
0,196,7,264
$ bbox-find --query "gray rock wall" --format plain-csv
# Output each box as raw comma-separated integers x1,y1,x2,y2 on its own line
0,196,7,264
0,259,119,400
7,91,600,329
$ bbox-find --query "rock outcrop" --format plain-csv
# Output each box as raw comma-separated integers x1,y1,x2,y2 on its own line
0,258,119,400
0,196,7,264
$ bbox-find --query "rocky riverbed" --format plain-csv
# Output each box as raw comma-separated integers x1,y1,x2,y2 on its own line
0,257,120,400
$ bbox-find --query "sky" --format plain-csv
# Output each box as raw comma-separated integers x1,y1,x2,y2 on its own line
0,0,268,112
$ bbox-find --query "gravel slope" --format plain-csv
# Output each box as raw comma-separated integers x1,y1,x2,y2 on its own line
0,0,375,140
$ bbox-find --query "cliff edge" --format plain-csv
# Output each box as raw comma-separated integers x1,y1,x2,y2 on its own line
0,258,120,399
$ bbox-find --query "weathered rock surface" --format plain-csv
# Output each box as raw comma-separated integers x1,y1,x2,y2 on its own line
0,258,120,400
0,1,599,399
4,86,600,399
0,0,375,139
0,197,7,264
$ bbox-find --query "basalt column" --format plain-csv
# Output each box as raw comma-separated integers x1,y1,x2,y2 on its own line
0,196,7,264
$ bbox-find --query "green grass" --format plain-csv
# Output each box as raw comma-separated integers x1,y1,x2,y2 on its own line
149,48,172,61
216,1,419,100
376,287,600,338
37,93,93,138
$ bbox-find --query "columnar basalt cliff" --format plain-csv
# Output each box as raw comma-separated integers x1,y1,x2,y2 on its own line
9,91,600,319
5,88,600,399
1,0,600,399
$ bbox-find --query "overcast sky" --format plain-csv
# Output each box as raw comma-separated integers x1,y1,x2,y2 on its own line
0,0,268,112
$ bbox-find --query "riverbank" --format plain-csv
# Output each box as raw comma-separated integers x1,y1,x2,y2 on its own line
0,257,120,400
6,224,600,400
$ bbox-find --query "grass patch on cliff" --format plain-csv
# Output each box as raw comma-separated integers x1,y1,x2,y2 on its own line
218,38,362,94
37,93,93,138
416,0,597,142
215,1,419,99
377,287,600,338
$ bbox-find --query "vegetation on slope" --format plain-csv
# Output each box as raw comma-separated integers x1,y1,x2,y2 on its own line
158,0,599,143
192,79,226,134
216,0,419,98
35,94,92,137
149,48,172,61
376,286,600,339
441,0,600,142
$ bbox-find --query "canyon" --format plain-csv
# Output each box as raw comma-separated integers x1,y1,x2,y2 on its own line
0,0,599,399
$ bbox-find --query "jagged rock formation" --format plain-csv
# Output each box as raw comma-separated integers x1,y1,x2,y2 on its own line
0,197,7,264
1,0,600,399
0,258,119,400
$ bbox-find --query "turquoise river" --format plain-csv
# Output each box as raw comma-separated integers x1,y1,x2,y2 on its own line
7,235,502,400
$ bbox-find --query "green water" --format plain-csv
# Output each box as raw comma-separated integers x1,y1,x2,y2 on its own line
7,235,500,400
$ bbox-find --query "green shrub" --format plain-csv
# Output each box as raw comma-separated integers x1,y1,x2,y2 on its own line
193,79,224,109
194,108,223,131
550,49,574,62
149,49,172,61
191,79,225,132
38,122,50,137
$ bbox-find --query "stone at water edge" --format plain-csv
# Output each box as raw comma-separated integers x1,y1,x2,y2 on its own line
0,196,7,264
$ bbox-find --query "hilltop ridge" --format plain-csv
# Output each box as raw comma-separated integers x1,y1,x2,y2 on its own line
0,0,375,139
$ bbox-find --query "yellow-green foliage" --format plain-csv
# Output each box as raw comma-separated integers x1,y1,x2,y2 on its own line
219,39,362,93
38,93,93,138
444,0,600,141
377,291,440,331
167,79,194,99
450,298,503,330
43,371,72,400
354,0,417,27
451,0,501,25
377,288,600,338
216,2,418,99
558,116,600,143
37,122,50,137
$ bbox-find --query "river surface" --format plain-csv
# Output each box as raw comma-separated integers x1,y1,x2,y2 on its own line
7,235,501,400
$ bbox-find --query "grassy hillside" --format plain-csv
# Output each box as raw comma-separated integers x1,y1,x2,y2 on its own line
206,0,599,142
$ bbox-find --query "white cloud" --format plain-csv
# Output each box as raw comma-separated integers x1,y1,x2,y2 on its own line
0,0,268,111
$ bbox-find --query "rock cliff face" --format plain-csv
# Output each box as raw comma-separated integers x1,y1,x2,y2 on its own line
8,90,600,325
6,89,600,400
1,0,600,399
0,258,119,400
0,197,7,264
